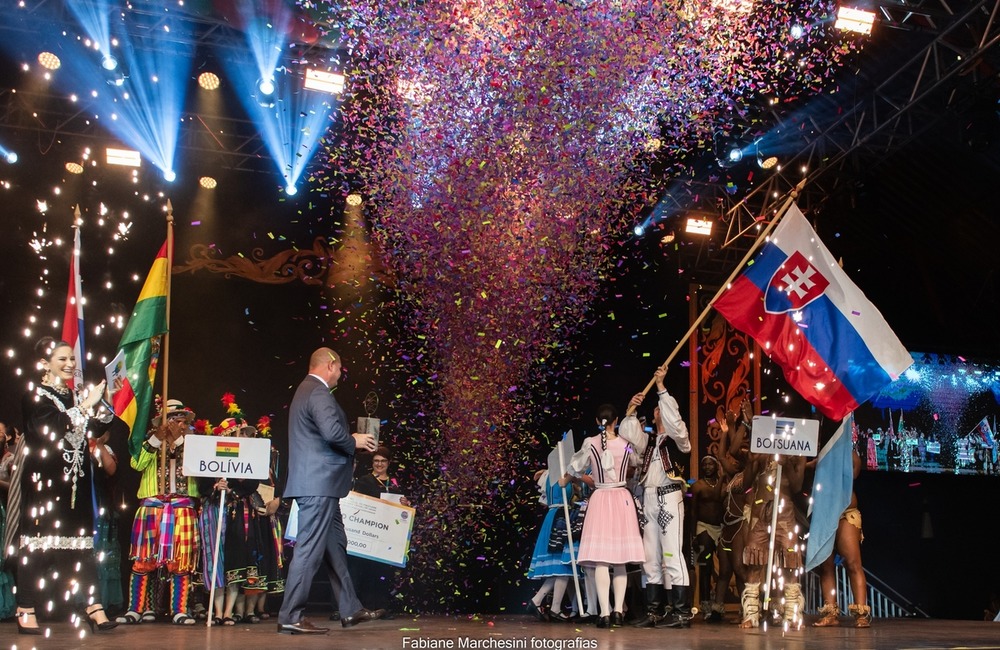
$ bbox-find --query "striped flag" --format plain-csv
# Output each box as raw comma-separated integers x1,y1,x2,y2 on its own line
216,440,240,457
1,433,26,566
112,242,170,459
805,414,855,571
970,416,995,450
713,204,912,421
61,227,85,388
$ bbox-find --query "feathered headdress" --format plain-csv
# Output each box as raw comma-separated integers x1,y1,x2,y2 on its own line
214,393,257,437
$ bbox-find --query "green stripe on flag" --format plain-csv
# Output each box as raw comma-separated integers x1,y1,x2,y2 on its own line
115,242,170,460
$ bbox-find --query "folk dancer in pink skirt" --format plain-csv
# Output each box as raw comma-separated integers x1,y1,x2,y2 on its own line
560,403,644,628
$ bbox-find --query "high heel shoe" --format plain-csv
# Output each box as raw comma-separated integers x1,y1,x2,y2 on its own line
16,608,43,635
80,605,120,632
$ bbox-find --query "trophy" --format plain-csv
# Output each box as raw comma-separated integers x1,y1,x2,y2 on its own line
357,391,380,447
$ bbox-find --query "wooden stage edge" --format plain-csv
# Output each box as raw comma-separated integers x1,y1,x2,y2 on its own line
4,614,1000,650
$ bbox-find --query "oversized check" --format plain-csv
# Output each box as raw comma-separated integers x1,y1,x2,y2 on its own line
342,491,415,568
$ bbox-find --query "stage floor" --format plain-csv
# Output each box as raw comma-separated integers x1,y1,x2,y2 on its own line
5,614,1000,650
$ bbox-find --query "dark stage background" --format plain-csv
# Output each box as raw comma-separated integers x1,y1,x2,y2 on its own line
1,2,999,621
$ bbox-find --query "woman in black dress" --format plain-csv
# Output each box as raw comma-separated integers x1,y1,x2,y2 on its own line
14,337,119,635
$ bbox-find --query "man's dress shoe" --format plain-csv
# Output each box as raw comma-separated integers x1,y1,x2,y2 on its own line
277,619,329,635
341,608,386,628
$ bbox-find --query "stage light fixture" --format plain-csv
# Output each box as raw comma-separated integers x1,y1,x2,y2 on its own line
163,170,177,182
107,70,127,87
101,55,119,71
258,77,276,96
106,147,141,167
286,184,298,196
835,6,876,35
633,224,645,236
5,152,18,164
727,147,743,163
758,154,779,169
304,68,345,94
685,217,713,236
65,162,84,174
38,52,61,70
199,176,218,189
346,193,363,206
790,24,804,39
198,72,221,90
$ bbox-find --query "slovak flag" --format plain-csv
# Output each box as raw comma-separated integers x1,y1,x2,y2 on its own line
970,417,995,450
713,203,912,421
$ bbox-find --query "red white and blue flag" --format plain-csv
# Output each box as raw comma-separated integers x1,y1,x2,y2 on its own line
61,227,85,388
970,417,995,449
713,203,912,421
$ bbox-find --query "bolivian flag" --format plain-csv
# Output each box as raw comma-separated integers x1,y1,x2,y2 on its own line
216,440,240,457
113,242,169,459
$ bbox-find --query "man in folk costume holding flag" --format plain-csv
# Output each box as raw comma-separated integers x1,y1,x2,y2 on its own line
117,398,201,626
619,367,693,629
111,241,201,625
710,201,911,628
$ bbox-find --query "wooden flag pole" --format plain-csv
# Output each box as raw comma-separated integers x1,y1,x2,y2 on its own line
158,201,175,495
556,432,585,616
206,486,227,628
625,179,806,416
761,460,783,619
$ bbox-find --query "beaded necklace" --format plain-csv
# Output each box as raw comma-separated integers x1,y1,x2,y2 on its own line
37,384,88,508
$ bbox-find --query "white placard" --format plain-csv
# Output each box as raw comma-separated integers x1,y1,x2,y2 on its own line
750,416,820,457
342,491,415,567
105,349,127,395
547,431,575,478
181,434,271,479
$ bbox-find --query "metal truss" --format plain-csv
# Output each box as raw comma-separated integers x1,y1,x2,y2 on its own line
0,86,276,174
678,0,1000,284
0,1,348,173
4,0,999,240
0,0,340,60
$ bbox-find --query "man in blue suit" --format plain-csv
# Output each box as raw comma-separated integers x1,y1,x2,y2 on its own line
277,348,384,635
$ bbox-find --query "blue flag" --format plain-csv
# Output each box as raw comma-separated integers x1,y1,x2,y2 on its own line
805,414,855,571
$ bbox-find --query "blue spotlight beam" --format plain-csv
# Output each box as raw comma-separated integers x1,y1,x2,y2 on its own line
237,0,293,86
103,31,192,176
66,0,115,61
227,55,338,191
39,10,193,179
0,142,17,164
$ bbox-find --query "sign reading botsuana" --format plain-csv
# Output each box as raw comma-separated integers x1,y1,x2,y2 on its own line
750,416,820,457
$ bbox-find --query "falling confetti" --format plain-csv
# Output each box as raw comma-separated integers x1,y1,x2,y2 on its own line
299,0,859,612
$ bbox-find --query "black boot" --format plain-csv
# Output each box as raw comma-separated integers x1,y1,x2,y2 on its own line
659,586,692,628
632,584,664,628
